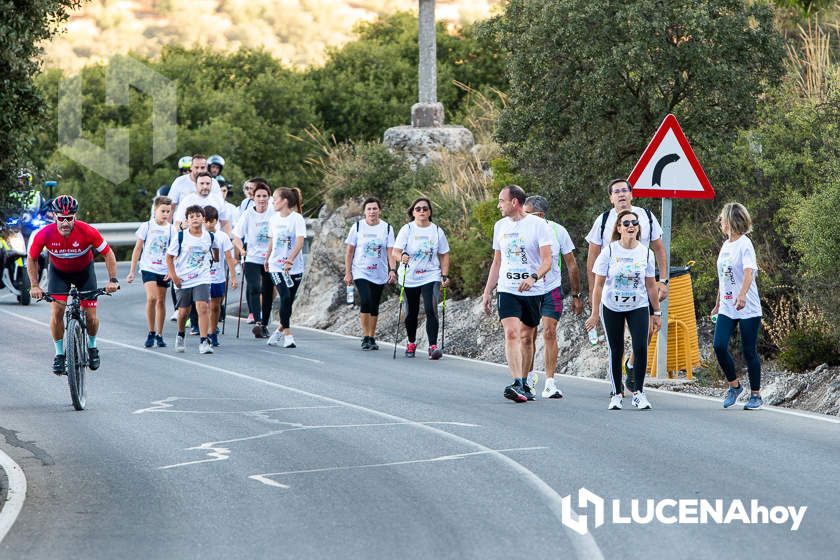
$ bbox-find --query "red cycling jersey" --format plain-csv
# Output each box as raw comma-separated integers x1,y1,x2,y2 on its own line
29,220,111,273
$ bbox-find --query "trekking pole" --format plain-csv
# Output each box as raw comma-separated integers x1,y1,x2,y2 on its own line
236,256,245,338
441,284,446,351
222,267,229,335
393,265,408,359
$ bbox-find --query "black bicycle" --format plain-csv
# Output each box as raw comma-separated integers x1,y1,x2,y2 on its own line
42,287,112,410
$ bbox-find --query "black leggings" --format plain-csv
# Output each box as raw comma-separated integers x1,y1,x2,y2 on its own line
602,306,649,393
354,279,386,316
713,315,762,390
270,273,303,329
244,262,275,326
404,282,440,345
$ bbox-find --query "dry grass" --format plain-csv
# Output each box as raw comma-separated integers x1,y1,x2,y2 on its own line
765,291,833,349
786,18,839,102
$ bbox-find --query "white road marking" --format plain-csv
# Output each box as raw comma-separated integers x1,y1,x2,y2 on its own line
0,448,27,545
249,446,548,489
260,349,323,364
133,396,340,415
158,421,480,470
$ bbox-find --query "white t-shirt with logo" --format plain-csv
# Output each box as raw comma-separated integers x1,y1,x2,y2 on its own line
267,212,307,275
492,214,554,295
345,220,395,284
173,192,229,224
394,223,450,288
593,241,655,312
135,219,176,276
167,229,214,289
717,235,761,319
233,207,274,265
209,230,233,285
223,201,240,227
585,206,663,247
542,219,575,293
169,174,222,206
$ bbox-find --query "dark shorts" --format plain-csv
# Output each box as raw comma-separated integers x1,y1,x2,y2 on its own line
141,270,170,288
48,262,98,308
210,282,226,299
540,287,564,320
497,291,542,328
175,284,211,308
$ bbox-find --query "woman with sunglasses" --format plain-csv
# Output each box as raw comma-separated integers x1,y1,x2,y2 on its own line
712,202,764,410
585,209,661,410
392,197,450,359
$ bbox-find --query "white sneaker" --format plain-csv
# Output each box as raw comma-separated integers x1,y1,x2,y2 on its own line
608,394,623,410
199,340,213,354
632,391,652,410
175,334,185,353
526,371,539,394
542,379,564,399
170,310,179,322
267,331,282,347
283,335,296,348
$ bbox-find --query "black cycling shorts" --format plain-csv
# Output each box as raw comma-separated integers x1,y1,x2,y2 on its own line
48,261,98,306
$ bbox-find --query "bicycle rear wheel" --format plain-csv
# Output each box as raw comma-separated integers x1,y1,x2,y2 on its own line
64,318,87,411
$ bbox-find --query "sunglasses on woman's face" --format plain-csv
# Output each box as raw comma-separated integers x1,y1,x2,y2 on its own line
413,206,430,212
621,219,639,227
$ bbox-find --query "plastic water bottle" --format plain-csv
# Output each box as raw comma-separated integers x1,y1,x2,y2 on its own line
588,327,599,345
281,271,294,288
346,285,354,305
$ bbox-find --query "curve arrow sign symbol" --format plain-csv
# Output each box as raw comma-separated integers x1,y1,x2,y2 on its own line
651,153,680,188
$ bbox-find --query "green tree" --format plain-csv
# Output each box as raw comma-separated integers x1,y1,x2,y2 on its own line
0,0,82,219
486,0,785,238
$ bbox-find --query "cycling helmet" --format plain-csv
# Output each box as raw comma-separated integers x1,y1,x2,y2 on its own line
207,154,225,172
178,156,192,171
17,169,33,187
51,194,79,215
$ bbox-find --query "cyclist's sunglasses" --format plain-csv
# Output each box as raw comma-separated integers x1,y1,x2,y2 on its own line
621,219,640,227
56,215,76,222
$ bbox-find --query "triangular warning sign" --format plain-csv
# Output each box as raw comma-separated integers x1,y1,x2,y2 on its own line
628,114,714,199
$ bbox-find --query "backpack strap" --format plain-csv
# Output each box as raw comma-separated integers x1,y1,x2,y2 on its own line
598,210,610,245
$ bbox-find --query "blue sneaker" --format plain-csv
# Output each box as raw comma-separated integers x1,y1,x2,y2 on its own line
723,384,743,408
209,333,220,347
144,332,155,348
744,395,764,410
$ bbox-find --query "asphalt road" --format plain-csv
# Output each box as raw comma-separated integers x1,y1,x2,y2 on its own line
1,263,838,560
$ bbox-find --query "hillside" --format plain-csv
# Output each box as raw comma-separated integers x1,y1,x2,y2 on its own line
41,0,500,73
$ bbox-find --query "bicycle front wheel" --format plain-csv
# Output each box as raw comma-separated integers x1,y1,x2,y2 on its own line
64,318,87,411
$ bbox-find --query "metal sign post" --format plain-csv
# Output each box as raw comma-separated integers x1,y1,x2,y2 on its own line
657,198,672,378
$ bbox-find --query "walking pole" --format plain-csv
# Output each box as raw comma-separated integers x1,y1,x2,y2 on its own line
440,284,446,351
236,256,245,338
393,265,408,359
222,267,229,335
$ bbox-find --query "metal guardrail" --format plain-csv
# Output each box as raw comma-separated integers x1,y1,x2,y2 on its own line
92,221,315,250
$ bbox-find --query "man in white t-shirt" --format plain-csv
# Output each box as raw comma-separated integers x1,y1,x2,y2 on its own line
168,154,222,219
482,185,553,403
585,178,668,304
173,173,231,234
523,195,583,399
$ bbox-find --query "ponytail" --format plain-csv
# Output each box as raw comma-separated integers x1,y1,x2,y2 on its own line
279,187,303,214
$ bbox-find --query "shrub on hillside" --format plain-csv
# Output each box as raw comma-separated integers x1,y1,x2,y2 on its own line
778,328,840,372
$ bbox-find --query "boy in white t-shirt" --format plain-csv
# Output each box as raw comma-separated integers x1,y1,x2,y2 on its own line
127,195,176,348
166,205,218,355
204,206,237,348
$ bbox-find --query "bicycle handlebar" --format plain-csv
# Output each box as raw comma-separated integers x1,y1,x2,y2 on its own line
40,286,118,303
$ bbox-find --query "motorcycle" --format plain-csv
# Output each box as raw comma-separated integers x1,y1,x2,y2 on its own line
1,212,49,305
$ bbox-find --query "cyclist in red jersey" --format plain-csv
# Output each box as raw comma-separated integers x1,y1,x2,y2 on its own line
27,195,120,374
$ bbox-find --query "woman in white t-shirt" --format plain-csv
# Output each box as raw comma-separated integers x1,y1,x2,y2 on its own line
585,209,661,411
712,202,764,410
127,195,176,348
232,182,274,338
344,197,396,351
264,187,307,349
391,197,450,360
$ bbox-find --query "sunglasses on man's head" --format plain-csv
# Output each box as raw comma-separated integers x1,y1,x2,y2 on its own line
621,219,640,227
56,215,76,222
